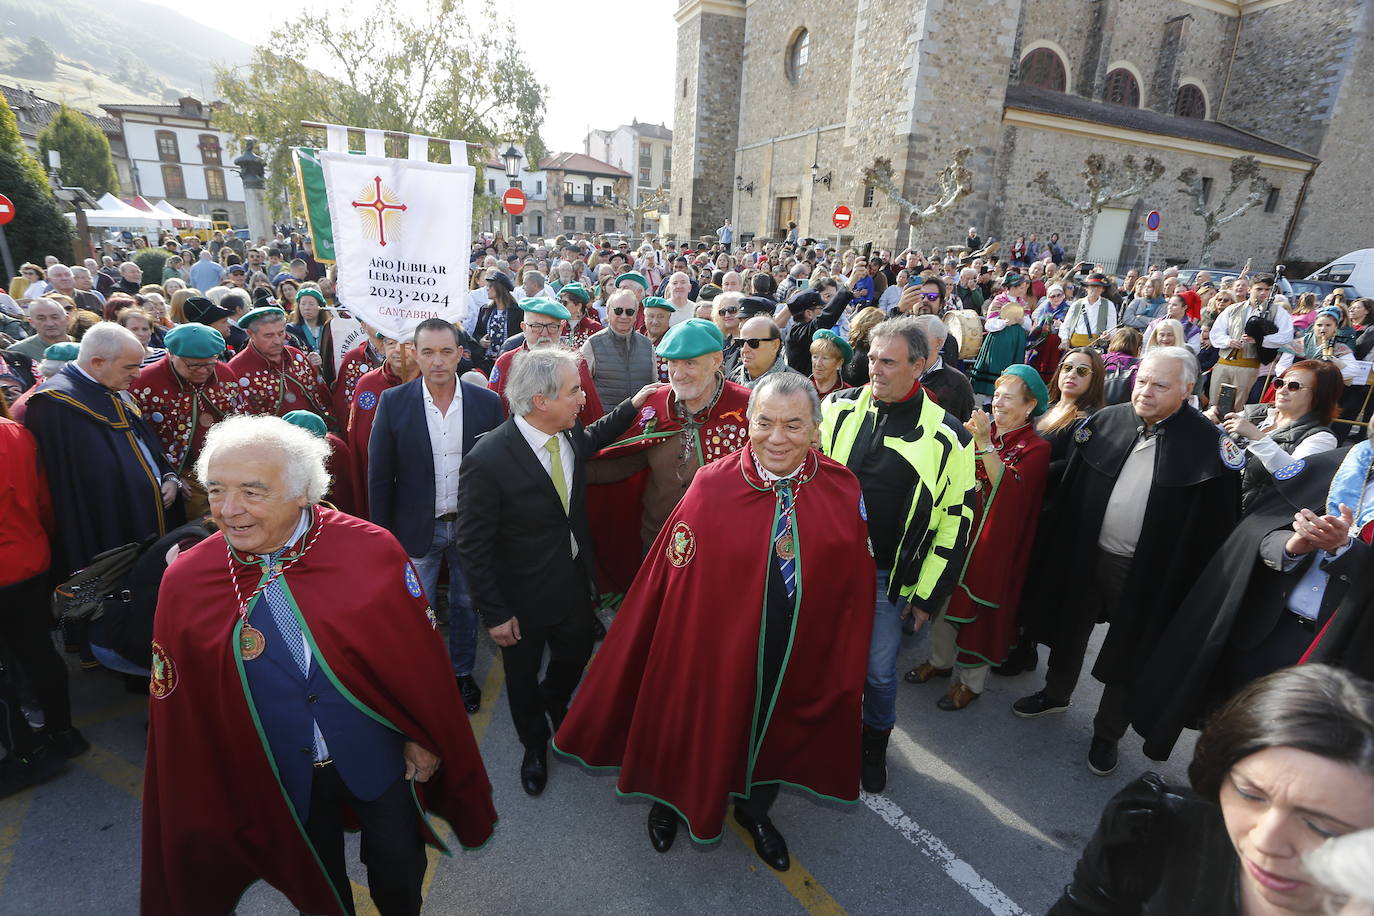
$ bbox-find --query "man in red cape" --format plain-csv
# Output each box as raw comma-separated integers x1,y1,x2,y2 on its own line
142,415,496,916
555,373,875,871
347,336,417,517
331,325,385,423
586,318,751,596
227,306,335,425
131,323,244,518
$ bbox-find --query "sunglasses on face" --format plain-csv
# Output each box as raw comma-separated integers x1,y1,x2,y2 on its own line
610,307,637,317
923,292,940,301
1050,293,1064,298
719,307,740,316
742,337,776,349
1059,363,1092,377
1274,379,1309,392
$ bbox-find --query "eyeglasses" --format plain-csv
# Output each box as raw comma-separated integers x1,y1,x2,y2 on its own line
719,307,740,316
742,337,777,349
1049,293,1064,298
526,321,560,332
611,307,637,317
1059,363,1092,378
1274,379,1309,392
923,292,940,301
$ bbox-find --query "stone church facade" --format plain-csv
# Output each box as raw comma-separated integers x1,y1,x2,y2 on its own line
671,0,1372,269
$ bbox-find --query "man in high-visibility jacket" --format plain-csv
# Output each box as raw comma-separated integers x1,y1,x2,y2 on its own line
820,315,977,793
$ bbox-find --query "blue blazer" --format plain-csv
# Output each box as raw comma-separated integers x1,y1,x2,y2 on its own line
368,377,504,557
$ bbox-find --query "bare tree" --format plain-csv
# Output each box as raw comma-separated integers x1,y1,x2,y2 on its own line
1032,154,1165,261
863,147,974,249
1177,156,1271,268
609,187,671,237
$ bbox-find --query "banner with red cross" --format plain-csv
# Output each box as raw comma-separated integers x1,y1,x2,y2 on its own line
315,125,476,340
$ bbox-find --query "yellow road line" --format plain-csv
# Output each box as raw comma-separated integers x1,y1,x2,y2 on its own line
0,793,33,894
76,745,144,801
727,816,849,916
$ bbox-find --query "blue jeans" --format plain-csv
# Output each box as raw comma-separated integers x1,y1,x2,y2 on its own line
863,568,906,730
410,520,479,677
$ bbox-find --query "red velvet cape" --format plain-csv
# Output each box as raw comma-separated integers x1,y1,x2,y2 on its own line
945,422,1050,667
141,508,496,916
227,342,334,425
555,447,875,841
330,341,380,424
131,356,244,474
586,380,751,595
345,362,404,517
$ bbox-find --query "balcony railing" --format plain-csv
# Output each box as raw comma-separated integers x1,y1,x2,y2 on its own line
563,194,610,207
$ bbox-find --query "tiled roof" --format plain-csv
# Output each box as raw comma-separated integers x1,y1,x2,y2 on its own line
1,84,119,135
537,152,631,178
629,121,673,141
1003,85,1317,162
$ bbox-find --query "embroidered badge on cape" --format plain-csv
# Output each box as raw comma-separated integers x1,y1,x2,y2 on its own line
859,495,868,521
1220,436,1247,470
1073,423,1092,444
1274,459,1305,481
357,390,378,411
666,521,696,567
405,563,424,598
150,641,177,699
489,366,501,385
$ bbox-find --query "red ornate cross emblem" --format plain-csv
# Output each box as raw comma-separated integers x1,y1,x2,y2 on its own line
352,175,407,246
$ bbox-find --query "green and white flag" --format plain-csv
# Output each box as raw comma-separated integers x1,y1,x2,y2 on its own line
292,147,335,263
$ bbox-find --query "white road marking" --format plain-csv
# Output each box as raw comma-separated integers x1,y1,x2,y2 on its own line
863,792,1028,916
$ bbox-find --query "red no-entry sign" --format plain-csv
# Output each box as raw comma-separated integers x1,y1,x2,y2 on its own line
503,187,527,215
0,193,14,226
832,205,852,229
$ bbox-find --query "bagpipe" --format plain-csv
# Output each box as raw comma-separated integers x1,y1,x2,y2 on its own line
1243,264,1285,363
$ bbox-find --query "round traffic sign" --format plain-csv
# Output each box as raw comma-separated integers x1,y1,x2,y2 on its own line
1145,210,1161,231
502,187,527,215
0,193,14,226
832,205,852,229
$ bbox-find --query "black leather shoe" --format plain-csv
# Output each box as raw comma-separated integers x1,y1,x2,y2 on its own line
860,725,890,794
456,674,481,714
520,745,548,796
733,805,789,872
647,802,678,853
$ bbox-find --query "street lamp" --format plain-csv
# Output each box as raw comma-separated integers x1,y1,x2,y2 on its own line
811,160,831,188
735,175,755,196
502,145,523,180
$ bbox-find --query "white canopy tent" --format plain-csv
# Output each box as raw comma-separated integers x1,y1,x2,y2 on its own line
66,193,175,229
153,200,211,228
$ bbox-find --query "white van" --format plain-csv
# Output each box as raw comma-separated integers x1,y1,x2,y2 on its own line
1306,249,1374,298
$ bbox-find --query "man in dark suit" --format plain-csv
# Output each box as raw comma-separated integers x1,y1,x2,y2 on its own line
369,318,504,714
455,347,660,795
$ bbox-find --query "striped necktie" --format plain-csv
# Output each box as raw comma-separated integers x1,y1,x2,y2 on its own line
773,483,796,600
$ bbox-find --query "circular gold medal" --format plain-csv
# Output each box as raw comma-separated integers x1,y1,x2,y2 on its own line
775,533,795,561
240,624,267,660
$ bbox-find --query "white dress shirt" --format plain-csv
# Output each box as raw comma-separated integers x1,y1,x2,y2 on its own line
514,415,578,557
1211,302,1296,351
422,376,464,516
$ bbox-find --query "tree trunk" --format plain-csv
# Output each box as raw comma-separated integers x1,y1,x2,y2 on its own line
1076,210,1096,263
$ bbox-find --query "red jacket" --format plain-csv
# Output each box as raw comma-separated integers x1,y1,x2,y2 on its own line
0,417,53,586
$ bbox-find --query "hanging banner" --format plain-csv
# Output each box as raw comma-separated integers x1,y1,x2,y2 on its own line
320,149,475,340
292,148,336,263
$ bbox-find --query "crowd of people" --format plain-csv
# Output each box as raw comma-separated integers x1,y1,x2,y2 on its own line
1,223,1373,916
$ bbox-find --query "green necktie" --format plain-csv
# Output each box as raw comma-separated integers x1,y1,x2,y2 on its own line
544,435,569,514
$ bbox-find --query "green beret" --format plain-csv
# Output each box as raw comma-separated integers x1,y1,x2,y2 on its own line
238,306,287,329
295,288,327,309
519,297,571,321
164,323,226,359
811,328,854,364
643,296,676,312
615,271,648,291
43,342,79,361
282,410,328,438
656,318,724,360
1000,363,1050,417
559,282,591,304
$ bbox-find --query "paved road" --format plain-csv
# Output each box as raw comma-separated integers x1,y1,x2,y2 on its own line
0,621,1194,915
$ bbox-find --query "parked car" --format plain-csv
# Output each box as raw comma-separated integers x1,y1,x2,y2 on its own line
1306,250,1374,298
1177,268,1241,289
1286,279,1356,303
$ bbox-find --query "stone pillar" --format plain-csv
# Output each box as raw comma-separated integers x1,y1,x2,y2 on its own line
233,137,270,244
672,0,745,241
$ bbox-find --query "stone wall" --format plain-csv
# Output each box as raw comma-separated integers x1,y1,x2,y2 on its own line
1286,0,1374,263
1220,0,1357,155
671,0,745,242
993,121,1297,269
